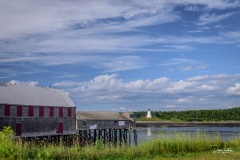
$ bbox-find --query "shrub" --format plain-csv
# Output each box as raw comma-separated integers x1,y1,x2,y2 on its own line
0,126,15,158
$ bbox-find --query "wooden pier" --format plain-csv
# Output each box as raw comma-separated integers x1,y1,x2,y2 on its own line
19,129,138,147
78,128,138,146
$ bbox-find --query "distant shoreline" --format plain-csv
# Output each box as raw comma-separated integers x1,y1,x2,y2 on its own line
136,121,240,127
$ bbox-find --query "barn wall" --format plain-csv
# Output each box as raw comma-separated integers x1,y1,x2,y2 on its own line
0,104,76,137
0,104,3,117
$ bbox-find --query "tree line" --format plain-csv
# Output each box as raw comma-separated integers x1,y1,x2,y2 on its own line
133,107,240,121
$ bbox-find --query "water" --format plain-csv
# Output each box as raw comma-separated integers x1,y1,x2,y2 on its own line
136,127,240,144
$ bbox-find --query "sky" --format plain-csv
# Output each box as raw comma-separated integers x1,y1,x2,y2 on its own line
0,0,240,112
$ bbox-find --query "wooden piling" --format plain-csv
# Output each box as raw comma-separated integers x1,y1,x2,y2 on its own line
103,129,106,144
119,129,122,146
134,129,138,146
128,129,131,146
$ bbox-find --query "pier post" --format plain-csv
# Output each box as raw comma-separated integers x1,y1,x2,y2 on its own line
124,129,127,144
119,129,122,146
93,129,97,144
98,129,101,140
134,129,138,146
114,129,117,145
109,129,112,144
128,129,131,146
103,129,106,144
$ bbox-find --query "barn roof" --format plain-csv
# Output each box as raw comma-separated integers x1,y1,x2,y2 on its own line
0,83,75,107
76,111,131,121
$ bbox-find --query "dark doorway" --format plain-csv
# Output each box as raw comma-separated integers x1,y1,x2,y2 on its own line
58,122,63,134
16,123,22,136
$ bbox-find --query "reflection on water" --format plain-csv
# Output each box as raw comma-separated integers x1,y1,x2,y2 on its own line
145,127,152,142
136,126,240,144
147,127,151,137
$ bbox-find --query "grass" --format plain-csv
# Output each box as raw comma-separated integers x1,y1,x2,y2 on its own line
1,126,240,159
136,117,163,121
136,117,184,122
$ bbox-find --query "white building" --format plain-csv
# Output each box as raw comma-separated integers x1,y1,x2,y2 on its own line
146,109,152,118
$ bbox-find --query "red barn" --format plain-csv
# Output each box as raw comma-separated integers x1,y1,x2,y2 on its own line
0,83,76,138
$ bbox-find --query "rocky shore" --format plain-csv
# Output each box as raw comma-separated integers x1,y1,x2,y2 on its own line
136,121,240,127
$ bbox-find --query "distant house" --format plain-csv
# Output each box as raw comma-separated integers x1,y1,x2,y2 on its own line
0,83,76,137
76,111,134,130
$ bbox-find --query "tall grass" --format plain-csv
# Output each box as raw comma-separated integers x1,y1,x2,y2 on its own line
1,127,240,160
140,131,223,155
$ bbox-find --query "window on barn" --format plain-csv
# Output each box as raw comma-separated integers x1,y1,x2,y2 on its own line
67,108,72,117
39,107,44,117
4,105,10,116
17,106,22,117
59,107,63,117
28,106,34,117
49,107,54,117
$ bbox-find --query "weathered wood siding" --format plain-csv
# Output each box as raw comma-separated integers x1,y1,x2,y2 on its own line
77,120,133,130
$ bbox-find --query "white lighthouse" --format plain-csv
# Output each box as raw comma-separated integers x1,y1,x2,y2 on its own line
146,108,152,118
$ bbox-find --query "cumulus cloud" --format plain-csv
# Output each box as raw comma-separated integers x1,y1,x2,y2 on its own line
227,83,240,95
9,80,39,86
53,81,82,87
54,74,240,110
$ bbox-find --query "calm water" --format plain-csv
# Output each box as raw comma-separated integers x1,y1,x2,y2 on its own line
136,127,240,144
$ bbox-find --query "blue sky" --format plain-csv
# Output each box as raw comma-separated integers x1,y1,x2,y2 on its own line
0,0,240,112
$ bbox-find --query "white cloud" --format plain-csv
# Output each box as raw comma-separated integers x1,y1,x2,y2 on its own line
55,73,240,110
198,85,217,91
184,5,202,12
1,0,240,111
178,66,193,71
53,81,82,87
220,31,240,46
0,53,147,73
165,105,176,108
0,0,178,40
227,83,240,95
161,58,201,66
197,12,234,25
0,0,239,55
100,56,147,72
177,97,192,103
166,80,197,93
179,0,240,10
9,80,39,86
187,74,233,81
64,91,71,97
120,107,126,110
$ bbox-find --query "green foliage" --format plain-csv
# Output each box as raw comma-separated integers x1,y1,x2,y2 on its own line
134,107,240,122
140,131,222,155
95,139,104,150
170,118,183,122
0,126,240,159
0,126,14,136
0,126,15,159
136,117,162,121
